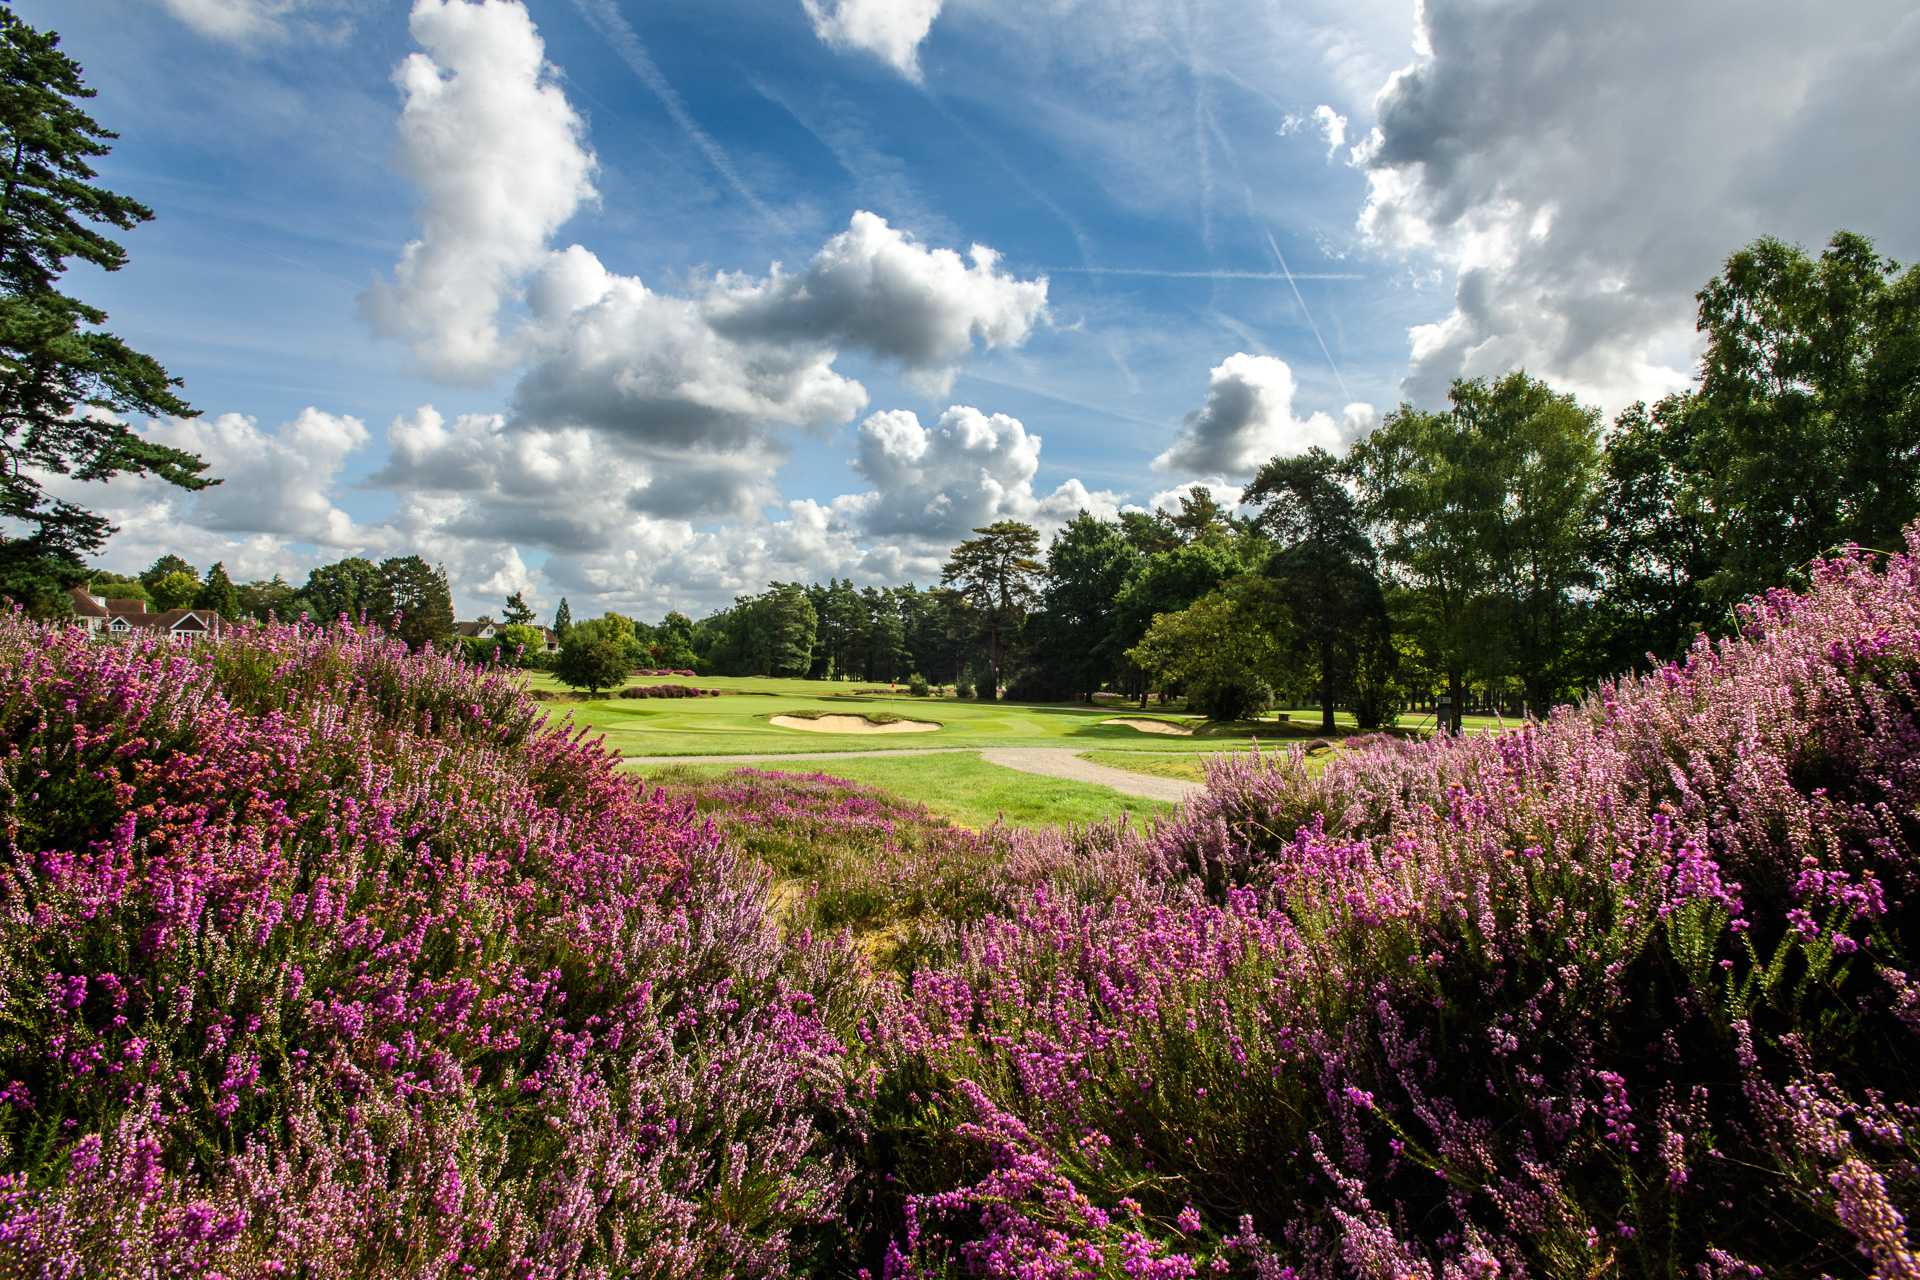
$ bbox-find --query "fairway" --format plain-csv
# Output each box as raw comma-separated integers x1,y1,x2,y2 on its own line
637,755,1176,830
527,671,1490,759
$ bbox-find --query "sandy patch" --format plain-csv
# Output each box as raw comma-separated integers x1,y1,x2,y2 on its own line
771,713,940,735
1103,717,1195,737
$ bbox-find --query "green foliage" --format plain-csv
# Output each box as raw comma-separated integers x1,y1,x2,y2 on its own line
1246,447,1392,731
501,590,536,626
1030,512,1142,701
87,575,146,604
193,560,239,620
942,521,1044,701
905,672,930,697
1128,588,1277,721
0,12,210,608
552,596,572,638
146,568,198,611
554,629,630,696
301,557,381,624
372,555,454,651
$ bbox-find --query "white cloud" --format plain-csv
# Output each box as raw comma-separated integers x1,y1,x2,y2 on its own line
1281,103,1348,159
1354,0,1920,416
158,0,359,43
848,404,1121,545
706,211,1049,394
361,0,597,381
1153,353,1366,478
801,0,945,82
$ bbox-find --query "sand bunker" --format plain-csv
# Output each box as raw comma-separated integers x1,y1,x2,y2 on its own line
770,713,940,735
1103,717,1195,736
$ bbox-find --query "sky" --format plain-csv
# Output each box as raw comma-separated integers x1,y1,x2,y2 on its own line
22,0,1920,621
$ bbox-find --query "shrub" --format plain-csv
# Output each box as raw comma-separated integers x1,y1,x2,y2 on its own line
1186,669,1272,721
0,619,855,1276
617,683,722,698
953,676,974,700
867,535,1920,1277
905,673,929,697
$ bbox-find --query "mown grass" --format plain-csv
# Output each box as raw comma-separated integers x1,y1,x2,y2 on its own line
634,751,1173,830
527,669,1507,759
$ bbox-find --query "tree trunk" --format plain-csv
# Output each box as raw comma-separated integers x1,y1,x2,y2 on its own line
1320,638,1336,734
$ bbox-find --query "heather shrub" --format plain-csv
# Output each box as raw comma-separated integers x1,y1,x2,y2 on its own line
651,769,1151,971
868,535,1920,1276
0,620,854,1278
618,683,722,699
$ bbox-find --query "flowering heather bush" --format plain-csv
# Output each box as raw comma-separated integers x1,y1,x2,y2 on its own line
870,536,1920,1277
0,621,855,1278
636,669,699,678
652,769,1149,968
618,684,723,699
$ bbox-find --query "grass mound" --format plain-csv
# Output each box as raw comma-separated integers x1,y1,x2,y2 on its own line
0,621,854,1277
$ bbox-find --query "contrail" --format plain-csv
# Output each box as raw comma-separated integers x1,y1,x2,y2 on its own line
1265,228,1353,403
570,0,786,235
1044,266,1364,281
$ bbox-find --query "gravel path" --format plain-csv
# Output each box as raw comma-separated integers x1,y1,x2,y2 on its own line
621,746,1203,805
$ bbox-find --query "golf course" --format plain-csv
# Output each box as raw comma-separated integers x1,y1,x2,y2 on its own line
528,671,1501,827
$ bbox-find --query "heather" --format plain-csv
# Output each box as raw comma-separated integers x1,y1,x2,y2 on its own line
618,684,724,699
865,537,1920,1277
0,621,856,1278
651,768,1148,968
7,535,1920,1279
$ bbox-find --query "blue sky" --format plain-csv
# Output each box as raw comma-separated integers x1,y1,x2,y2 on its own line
23,0,1918,619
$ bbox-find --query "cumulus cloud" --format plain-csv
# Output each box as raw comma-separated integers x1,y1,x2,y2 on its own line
1353,0,1920,415
1281,104,1348,159
801,0,945,82
361,0,597,381
32,408,386,591
512,259,869,452
848,404,1121,544
707,211,1049,394
1154,353,1370,478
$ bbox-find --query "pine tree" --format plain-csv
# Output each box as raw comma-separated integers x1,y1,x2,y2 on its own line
0,12,211,612
375,556,454,651
502,590,536,626
552,597,572,639
193,560,239,620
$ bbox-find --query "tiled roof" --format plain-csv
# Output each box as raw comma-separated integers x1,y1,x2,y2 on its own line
68,587,109,619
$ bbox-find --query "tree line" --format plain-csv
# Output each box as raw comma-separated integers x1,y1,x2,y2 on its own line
685,229,1919,730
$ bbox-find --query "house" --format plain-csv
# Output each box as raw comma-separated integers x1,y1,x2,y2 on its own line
69,587,225,642
455,618,497,640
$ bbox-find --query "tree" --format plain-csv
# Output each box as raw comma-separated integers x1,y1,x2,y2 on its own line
942,522,1043,700
502,590,536,626
654,611,697,669
148,569,198,611
87,574,146,604
1037,513,1140,701
552,597,572,639
1127,588,1276,721
1245,448,1391,732
1687,231,1919,603
374,556,454,651
138,554,195,595
193,560,239,620
761,583,817,677
234,574,305,623
1167,485,1232,544
303,557,382,625
554,630,629,697
0,13,212,611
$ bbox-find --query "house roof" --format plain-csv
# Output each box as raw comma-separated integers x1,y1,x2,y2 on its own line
105,597,149,616
68,587,109,619
122,608,217,632
455,620,496,637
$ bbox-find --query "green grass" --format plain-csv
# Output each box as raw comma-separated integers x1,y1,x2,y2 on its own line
632,751,1172,830
1080,743,1351,783
528,670,1503,759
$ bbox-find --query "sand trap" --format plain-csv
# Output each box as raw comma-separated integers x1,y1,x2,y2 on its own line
1103,717,1195,737
771,713,940,735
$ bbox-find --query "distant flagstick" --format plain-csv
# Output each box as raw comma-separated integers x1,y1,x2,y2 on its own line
1265,229,1353,404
